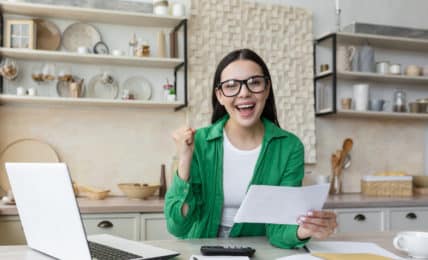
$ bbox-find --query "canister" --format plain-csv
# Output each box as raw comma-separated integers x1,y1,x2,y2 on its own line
376,61,390,74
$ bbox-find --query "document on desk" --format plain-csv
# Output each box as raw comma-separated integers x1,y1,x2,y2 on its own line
233,184,329,225
276,241,403,260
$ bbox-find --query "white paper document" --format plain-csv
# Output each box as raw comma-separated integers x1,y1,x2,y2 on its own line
233,184,329,225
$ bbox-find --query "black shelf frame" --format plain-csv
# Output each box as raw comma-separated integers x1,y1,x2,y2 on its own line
173,19,187,111
313,33,337,116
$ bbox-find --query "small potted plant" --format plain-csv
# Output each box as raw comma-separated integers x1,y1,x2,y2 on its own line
167,86,176,102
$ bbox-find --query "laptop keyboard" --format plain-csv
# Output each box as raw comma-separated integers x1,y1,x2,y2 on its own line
88,241,143,260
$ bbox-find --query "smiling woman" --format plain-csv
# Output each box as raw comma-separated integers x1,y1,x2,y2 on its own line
164,49,337,249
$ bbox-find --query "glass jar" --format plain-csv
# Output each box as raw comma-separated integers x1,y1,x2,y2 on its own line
42,63,56,82
57,64,72,82
393,89,407,112
1,58,19,80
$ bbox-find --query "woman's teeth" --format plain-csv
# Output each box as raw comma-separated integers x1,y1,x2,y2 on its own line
236,104,255,110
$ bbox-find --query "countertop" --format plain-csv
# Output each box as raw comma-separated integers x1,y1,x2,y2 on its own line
1,193,428,216
323,193,428,209
0,232,407,259
0,196,164,216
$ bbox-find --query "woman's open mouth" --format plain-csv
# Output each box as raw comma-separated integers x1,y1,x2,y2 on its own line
235,103,256,117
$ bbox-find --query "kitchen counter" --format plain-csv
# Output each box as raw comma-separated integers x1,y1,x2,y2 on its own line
0,196,164,216
1,193,427,216
324,193,428,209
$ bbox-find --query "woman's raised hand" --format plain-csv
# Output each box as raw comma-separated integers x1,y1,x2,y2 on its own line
172,126,196,181
296,210,337,240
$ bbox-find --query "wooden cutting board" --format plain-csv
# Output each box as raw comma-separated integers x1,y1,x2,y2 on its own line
0,139,60,193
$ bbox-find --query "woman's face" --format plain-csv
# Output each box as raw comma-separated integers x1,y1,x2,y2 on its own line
216,59,270,129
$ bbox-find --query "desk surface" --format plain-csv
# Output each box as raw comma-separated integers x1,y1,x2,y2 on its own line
0,232,405,259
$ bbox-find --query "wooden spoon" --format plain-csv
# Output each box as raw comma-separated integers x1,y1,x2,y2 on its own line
337,138,354,193
338,138,353,168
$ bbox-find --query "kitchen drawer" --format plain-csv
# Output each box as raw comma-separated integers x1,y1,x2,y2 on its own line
82,213,140,241
389,208,428,231
140,213,174,240
336,209,384,233
0,216,26,245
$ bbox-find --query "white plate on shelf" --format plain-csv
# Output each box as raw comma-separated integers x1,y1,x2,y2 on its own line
122,76,152,100
62,23,101,52
87,74,119,99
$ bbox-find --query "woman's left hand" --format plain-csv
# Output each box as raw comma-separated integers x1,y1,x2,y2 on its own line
296,210,337,240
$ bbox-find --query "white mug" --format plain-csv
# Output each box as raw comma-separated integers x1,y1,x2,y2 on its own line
172,3,185,16
353,83,370,111
393,231,428,258
16,87,26,96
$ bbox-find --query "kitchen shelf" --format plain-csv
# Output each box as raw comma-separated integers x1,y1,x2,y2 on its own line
0,1,185,27
0,48,184,68
317,32,428,52
315,71,428,85
333,110,428,119
0,94,183,108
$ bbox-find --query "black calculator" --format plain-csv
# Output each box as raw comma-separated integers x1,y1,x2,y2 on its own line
200,245,256,257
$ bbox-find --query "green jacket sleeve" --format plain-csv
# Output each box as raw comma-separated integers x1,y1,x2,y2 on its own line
266,138,310,249
164,140,202,238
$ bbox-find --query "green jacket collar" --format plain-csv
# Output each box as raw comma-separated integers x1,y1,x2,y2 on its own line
205,115,288,142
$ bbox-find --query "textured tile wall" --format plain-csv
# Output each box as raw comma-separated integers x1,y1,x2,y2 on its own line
187,0,316,162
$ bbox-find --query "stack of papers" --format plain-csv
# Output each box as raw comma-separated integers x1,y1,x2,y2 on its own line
276,241,403,260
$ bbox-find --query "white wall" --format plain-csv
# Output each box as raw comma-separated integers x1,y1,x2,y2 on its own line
254,0,428,38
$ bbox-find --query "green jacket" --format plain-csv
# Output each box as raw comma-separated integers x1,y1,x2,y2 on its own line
164,116,309,249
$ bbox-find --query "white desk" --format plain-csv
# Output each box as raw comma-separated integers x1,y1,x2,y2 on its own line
0,232,405,259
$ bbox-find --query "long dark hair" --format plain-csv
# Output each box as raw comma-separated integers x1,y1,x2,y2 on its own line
211,49,279,127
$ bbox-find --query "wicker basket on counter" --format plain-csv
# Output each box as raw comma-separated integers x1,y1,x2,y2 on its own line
361,175,413,197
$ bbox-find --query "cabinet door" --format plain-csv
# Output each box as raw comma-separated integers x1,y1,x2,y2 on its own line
336,209,384,233
82,213,140,241
140,213,174,241
0,216,26,245
389,208,428,231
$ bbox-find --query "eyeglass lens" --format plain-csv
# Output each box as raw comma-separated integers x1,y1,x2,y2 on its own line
219,76,267,97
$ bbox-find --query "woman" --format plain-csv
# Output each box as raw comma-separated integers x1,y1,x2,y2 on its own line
164,49,337,249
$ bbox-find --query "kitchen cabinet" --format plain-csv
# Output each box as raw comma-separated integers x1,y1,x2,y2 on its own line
140,213,174,240
82,213,140,241
388,207,428,231
0,1,188,110
0,213,172,245
335,208,385,233
333,206,428,233
314,32,428,119
0,215,26,245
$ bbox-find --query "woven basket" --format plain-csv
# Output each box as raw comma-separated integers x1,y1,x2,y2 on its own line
361,176,413,197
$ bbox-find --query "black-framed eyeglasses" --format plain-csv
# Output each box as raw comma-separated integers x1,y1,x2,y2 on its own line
217,75,269,97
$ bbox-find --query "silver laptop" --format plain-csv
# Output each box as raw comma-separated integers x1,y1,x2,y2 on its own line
6,162,179,260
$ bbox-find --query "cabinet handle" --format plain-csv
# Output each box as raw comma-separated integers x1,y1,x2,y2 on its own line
354,214,366,222
405,212,417,220
97,220,114,228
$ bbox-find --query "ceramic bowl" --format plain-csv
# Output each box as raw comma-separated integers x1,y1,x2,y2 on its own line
118,183,159,199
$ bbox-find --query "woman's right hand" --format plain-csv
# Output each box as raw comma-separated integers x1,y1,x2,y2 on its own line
172,126,196,181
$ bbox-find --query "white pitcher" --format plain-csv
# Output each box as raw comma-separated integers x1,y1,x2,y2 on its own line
336,45,356,72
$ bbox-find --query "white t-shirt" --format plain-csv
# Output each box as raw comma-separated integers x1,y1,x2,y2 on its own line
221,131,261,228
